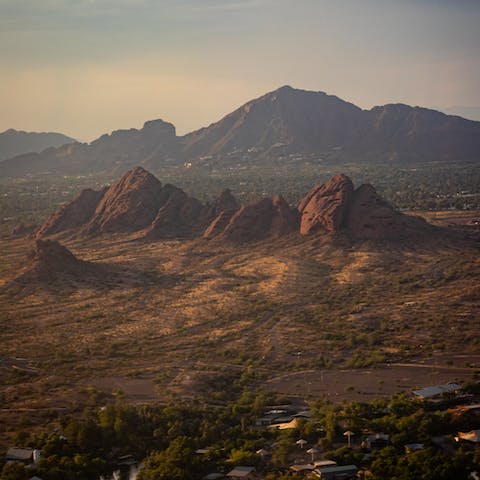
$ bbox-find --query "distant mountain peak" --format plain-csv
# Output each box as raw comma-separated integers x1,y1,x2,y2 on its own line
2,86,480,176
0,129,76,161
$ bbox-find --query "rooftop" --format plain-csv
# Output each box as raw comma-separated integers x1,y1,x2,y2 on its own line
227,466,255,478
413,383,461,399
6,447,34,461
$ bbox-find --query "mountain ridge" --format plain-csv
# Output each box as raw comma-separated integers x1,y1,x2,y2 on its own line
2,86,480,176
0,128,76,161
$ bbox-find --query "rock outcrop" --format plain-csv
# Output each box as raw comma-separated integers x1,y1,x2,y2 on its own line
35,167,433,244
36,187,107,237
84,167,165,234
31,239,86,275
1,239,108,295
143,185,206,239
209,195,299,243
36,167,216,239
344,184,429,240
298,174,354,235
207,189,240,218
298,175,431,240
203,189,241,239
9,239,90,287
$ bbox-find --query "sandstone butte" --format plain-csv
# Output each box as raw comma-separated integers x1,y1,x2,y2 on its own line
34,166,434,244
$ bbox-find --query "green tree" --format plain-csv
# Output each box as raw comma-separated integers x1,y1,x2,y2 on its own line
0,463,27,480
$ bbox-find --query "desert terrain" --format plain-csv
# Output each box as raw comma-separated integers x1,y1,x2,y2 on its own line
1,203,479,447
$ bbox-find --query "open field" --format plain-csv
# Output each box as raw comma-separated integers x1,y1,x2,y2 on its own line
1,217,479,447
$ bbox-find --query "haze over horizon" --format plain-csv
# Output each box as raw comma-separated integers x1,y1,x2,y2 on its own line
1,0,479,142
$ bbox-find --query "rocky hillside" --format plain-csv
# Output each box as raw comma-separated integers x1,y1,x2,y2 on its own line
203,173,433,243
2,239,96,294
297,174,431,240
184,86,480,163
208,195,299,243
2,87,480,176
183,86,365,159
36,166,435,244
36,167,236,239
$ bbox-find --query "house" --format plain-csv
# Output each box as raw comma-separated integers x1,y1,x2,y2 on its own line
413,383,461,400
290,464,315,475
404,443,425,453
226,466,256,479
293,410,312,419
117,455,136,466
6,447,40,466
313,460,337,468
363,433,390,450
255,448,271,459
456,430,480,444
270,416,294,425
447,403,480,416
313,464,358,479
268,418,299,430
255,410,288,426
203,474,225,480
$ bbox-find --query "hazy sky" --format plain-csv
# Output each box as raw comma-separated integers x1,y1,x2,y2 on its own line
1,0,479,141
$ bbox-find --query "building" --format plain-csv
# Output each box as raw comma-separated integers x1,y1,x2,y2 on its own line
313,464,358,479
456,430,480,444
448,404,480,416
203,474,225,480
226,466,256,479
5,447,41,466
313,460,337,468
413,383,461,400
405,443,425,453
290,464,315,475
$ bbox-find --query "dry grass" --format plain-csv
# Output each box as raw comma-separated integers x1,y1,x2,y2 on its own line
0,218,479,443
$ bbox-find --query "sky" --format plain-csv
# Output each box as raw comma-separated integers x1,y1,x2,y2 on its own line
1,0,480,141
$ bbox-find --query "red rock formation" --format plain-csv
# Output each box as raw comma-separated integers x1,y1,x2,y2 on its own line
34,167,433,244
345,184,429,240
21,239,88,283
36,166,220,239
298,175,431,240
2,239,106,295
36,187,107,237
144,186,194,238
213,195,298,243
203,189,241,239
204,210,236,239
208,189,240,218
271,195,300,236
85,166,164,233
219,198,273,243
298,174,353,235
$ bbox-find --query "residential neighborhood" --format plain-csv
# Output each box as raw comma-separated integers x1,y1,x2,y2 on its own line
3,380,479,479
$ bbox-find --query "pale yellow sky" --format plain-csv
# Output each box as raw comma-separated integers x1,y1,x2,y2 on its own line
1,0,479,141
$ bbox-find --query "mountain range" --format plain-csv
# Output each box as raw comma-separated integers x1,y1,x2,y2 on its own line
1,86,480,176
0,129,76,161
